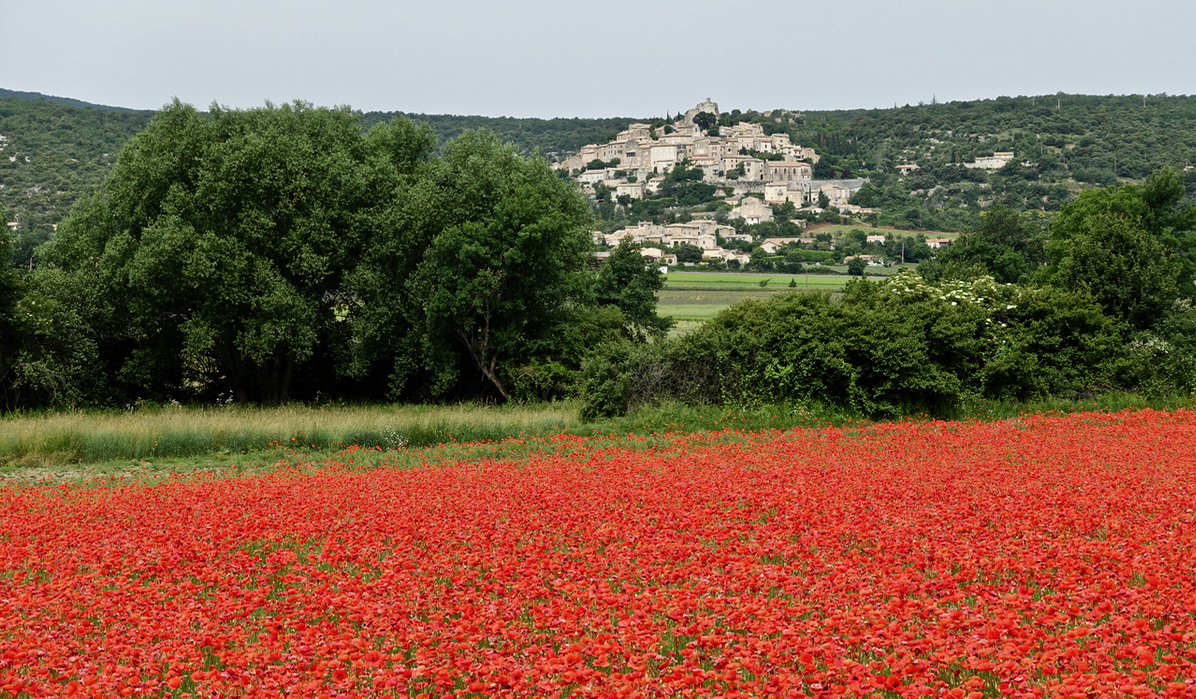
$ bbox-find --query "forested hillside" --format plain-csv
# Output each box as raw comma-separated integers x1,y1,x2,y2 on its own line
0,96,154,264
795,94,1196,181
4,90,1196,263
359,111,634,160
781,93,1196,230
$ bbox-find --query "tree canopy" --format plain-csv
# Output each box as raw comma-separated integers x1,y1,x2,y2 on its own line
18,100,602,408
1044,169,1195,328
401,132,593,400
592,239,673,340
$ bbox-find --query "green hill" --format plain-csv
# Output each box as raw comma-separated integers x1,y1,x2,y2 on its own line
359,111,635,160
770,93,1196,229
0,95,154,264
4,90,1196,266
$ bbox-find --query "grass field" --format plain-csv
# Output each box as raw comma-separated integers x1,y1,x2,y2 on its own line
658,269,915,321
2,391,1191,476
662,271,848,291
0,402,575,470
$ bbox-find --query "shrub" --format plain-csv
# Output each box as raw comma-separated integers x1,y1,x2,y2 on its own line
578,271,1174,420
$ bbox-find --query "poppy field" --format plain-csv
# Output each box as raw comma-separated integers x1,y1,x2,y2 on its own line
3,410,1196,697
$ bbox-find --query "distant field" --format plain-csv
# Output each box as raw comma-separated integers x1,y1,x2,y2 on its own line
658,269,927,322
816,263,920,276
663,271,847,291
660,271,847,322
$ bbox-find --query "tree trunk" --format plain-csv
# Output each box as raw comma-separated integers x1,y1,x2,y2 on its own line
280,356,294,403
478,354,509,402
226,343,250,404
461,309,509,402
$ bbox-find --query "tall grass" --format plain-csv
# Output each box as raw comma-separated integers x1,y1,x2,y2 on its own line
0,402,576,467
3,391,1191,469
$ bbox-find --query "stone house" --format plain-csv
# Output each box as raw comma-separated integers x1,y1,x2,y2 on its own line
578,169,614,184
764,161,812,182
964,152,1015,170
730,197,773,225
764,183,805,205
615,181,646,200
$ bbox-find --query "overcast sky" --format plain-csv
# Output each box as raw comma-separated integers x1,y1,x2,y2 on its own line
2,0,1194,118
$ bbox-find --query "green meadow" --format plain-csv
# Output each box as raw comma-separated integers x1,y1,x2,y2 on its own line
2,393,1188,479
659,269,916,321
659,272,836,321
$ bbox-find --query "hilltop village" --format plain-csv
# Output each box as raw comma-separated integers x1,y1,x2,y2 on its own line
555,99,904,270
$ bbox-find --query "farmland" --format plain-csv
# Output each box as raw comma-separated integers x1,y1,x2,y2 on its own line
659,272,845,321
2,409,1196,696
659,270,916,322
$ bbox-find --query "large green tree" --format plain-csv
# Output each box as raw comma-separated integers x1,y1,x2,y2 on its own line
9,99,623,408
399,131,594,401
592,238,673,340
1053,213,1179,330
43,100,434,403
934,205,1045,283
1045,168,1196,329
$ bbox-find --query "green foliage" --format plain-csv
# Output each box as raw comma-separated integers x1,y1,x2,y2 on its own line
657,162,716,206
359,111,635,160
2,274,104,409
43,100,419,404
672,243,703,264
579,271,1191,419
976,284,1124,401
1045,168,1194,329
578,343,633,420
21,100,601,410
935,206,1045,283
692,111,717,132
592,239,673,340
1053,214,1179,330
404,131,593,401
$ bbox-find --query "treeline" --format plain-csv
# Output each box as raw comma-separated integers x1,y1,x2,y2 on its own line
0,101,668,411
0,92,633,237
579,170,1196,418
806,95,1196,229
359,111,634,159
787,93,1196,180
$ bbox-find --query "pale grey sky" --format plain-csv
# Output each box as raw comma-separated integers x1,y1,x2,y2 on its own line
2,0,1194,117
